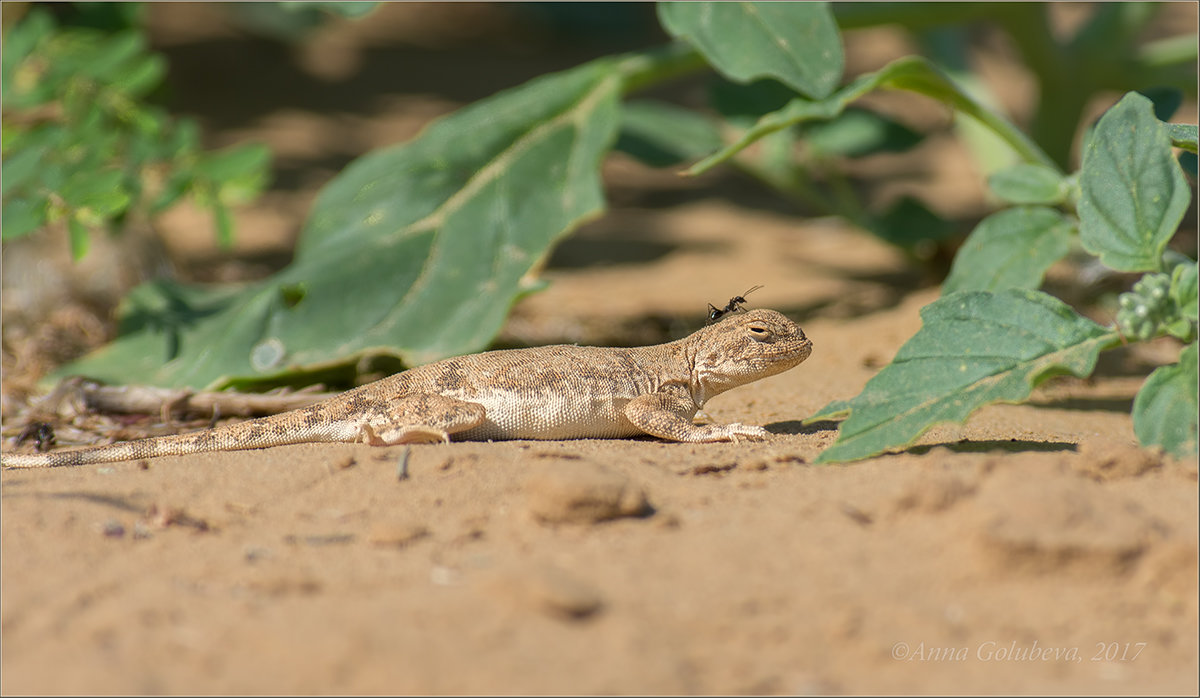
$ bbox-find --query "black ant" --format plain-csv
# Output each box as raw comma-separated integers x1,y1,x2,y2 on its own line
707,285,763,323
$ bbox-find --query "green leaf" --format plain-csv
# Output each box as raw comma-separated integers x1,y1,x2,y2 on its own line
111,53,167,98
657,1,843,99
1172,261,1198,322
1078,92,1192,272
211,198,234,249
987,163,1068,205
806,397,852,422
869,196,954,250
1,10,54,100
59,59,624,389
804,107,923,158
294,2,379,19
1132,342,1198,458
1139,87,1183,122
67,216,91,260
810,289,1121,463
615,100,724,168
194,143,272,183
942,207,1074,295
150,173,193,213
708,77,797,125
77,31,145,82
1166,123,1198,154
1,144,46,197
686,56,1057,176
1,197,47,240
59,169,127,210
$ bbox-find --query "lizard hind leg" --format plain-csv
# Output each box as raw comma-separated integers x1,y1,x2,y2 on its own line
358,393,487,446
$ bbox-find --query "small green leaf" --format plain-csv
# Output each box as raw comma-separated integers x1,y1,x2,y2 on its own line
1078,92,1192,272
1,144,46,197
1166,123,1198,154
942,207,1074,295
1,10,54,98
987,163,1068,205
658,1,843,99
150,173,193,213
1,197,47,240
291,2,379,19
615,100,724,168
59,169,128,211
194,143,272,183
79,31,145,81
67,216,91,260
111,53,166,98
811,289,1120,463
1132,342,1198,458
166,120,201,159
1171,260,1198,322
211,198,234,249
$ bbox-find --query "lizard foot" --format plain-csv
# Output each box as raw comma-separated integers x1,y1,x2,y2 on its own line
708,423,770,442
358,423,450,446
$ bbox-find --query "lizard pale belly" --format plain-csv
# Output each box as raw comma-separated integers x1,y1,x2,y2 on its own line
413,343,674,441
451,387,645,440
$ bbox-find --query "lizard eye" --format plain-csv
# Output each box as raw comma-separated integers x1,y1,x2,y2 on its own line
748,325,771,341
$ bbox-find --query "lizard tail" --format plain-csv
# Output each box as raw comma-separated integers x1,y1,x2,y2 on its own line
2,412,343,469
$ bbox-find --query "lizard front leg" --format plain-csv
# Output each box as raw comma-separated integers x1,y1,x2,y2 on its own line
358,393,487,445
623,391,769,443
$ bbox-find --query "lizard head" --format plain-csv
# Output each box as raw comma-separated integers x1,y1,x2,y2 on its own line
691,309,813,400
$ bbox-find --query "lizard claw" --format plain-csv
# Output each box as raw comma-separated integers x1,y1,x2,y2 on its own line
712,423,770,442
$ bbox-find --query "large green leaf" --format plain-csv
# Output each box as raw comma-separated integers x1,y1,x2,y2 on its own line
941,207,1074,295
657,1,843,99
1078,92,1192,272
615,99,723,168
808,289,1121,463
59,59,624,389
1132,342,1198,458
685,56,1057,176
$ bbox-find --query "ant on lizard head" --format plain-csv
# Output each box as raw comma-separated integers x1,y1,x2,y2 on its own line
707,285,763,324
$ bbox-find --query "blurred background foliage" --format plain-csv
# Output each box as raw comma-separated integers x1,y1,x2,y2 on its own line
0,2,1195,394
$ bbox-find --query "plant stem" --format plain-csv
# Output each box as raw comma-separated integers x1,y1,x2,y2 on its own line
615,42,708,96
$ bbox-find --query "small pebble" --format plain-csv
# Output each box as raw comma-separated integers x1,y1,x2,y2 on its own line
99,519,125,538
487,563,604,620
524,460,650,524
368,520,430,548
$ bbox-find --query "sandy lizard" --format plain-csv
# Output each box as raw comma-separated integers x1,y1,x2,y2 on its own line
2,309,812,468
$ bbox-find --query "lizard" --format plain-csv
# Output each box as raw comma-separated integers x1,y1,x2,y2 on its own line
1,309,812,468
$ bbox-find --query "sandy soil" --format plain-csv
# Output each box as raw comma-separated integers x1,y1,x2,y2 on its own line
3,4,1197,695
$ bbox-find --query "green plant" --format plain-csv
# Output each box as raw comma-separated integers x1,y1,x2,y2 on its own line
833,3,1198,171
25,3,1197,458
808,93,1197,461
1,9,271,258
